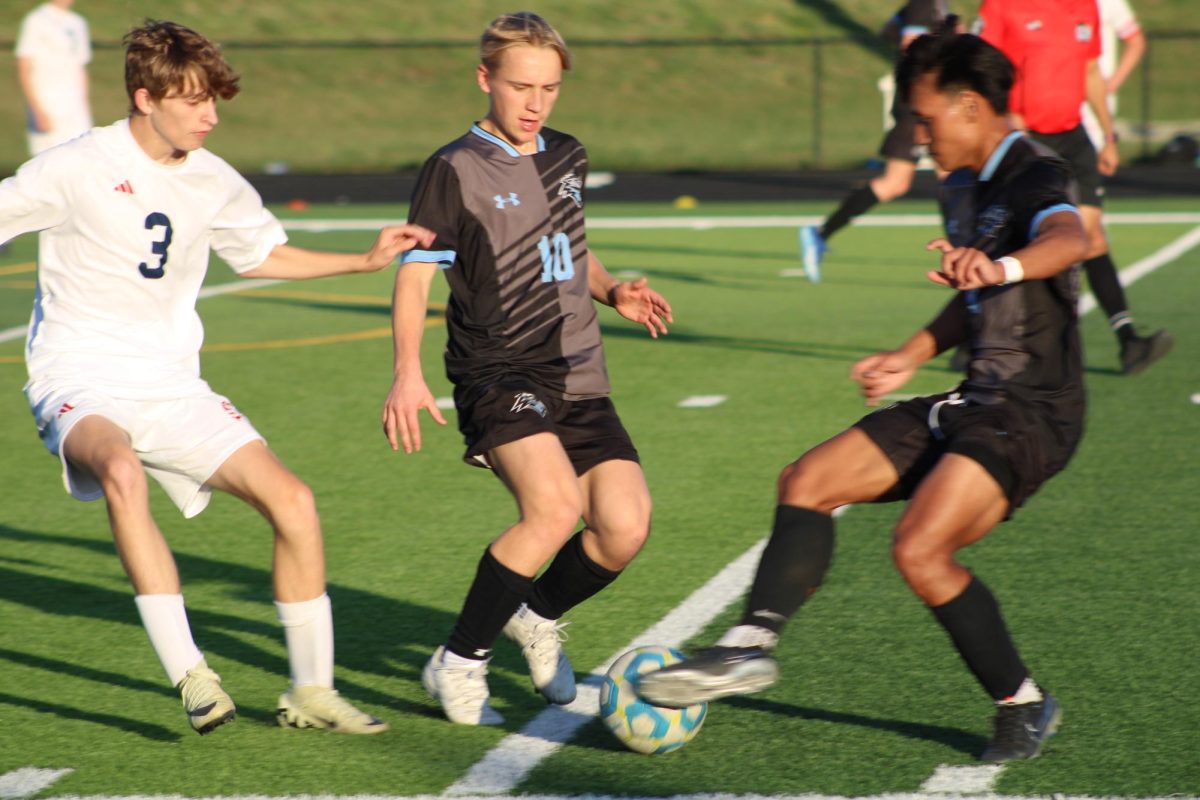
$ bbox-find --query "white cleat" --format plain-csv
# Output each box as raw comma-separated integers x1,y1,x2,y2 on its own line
177,659,236,735
503,604,577,705
277,685,389,734
422,646,505,725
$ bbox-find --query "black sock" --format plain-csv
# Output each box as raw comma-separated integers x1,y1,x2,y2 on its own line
446,548,533,660
1083,254,1136,342
820,184,879,240
930,576,1028,701
527,531,621,620
739,505,835,634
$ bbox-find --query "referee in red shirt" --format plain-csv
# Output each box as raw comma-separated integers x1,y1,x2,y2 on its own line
977,0,1171,374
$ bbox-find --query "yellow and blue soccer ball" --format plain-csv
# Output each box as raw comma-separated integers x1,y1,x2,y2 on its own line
600,645,707,754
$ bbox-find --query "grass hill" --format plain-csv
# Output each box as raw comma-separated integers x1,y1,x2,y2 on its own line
0,1,1196,173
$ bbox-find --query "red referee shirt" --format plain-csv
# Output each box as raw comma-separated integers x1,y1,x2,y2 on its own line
977,0,1101,134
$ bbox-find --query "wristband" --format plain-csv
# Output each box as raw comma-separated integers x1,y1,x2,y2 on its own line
996,256,1024,285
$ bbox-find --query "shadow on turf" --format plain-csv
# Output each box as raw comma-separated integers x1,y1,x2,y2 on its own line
723,695,986,756
0,523,549,732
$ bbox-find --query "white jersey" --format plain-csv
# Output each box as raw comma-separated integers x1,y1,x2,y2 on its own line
1082,0,1142,149
15,2,93,150
0,118,287,400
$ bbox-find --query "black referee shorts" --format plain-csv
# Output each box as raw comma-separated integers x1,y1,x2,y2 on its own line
455,379,639,476
853,392,1082,513
1029,125,1104,207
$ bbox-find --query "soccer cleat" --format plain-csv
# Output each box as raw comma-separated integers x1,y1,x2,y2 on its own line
422,646,505,726
634,646,779,709
503,605,577,705
277,685,389,734
980,694,1062,762
1119,329,1173,375
799,225,827,283
177,659,236,735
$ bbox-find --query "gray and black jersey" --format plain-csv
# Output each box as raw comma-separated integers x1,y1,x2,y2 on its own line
939,132,1085,434
402,125,608,401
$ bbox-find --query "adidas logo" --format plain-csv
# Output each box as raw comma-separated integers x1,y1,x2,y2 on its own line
113,180,134,194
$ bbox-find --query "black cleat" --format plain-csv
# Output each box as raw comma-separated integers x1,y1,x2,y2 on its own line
980,694,1062,762
634,646,779,709
1120,329,1173,375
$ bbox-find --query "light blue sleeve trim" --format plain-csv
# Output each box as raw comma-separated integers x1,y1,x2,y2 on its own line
1029,204,1080,240
400,249,456,270
901,25,930,37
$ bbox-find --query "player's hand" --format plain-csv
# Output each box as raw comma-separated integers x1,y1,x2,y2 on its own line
381,373,447,453
610,278,673,338
850,350,917,406
1098,140,1120,177
925,239,1004,289
363,224,436,272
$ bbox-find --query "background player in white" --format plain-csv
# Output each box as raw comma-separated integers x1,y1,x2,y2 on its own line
0,20,434,736
15,0,93,156
1081,0,1146,153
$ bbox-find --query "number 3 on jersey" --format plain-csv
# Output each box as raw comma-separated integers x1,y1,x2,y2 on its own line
538,232,575,283
138,212,173,279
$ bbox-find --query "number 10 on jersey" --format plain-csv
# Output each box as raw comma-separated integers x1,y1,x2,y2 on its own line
538,232,575,283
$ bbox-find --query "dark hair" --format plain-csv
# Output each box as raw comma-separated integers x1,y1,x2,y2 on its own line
124,20,240,112
896,29,1013,114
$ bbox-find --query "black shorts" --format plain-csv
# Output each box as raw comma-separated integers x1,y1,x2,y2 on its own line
455,380,639,476
1029,126,1103,207
853,392,1081,512
879,97,924,163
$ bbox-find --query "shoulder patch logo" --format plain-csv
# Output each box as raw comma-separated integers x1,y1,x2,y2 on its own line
1075,23,1093,42
494,192,520,209
558,171,583,207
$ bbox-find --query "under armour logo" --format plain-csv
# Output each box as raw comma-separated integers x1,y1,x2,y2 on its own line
494,192,520,209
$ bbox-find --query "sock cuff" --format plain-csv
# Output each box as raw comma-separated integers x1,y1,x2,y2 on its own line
276,592,331,626
775,504,834,532
483,548,536,594
135,592,185,610
567,531,622,580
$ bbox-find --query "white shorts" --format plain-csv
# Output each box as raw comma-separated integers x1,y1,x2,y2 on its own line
26,380,264,518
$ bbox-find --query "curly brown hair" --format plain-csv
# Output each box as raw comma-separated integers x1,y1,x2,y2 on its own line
124,20,240,112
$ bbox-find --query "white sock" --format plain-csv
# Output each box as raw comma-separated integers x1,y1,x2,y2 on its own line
998,677,1044,705
442,648,487,668
716,624,780,650
134,594,205,686
276,593,334,689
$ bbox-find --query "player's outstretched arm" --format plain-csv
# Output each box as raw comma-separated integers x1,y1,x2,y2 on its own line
851,296,967,405
925,211,1086,289
242,224,435,280
382,260,446,454
586,250,673,338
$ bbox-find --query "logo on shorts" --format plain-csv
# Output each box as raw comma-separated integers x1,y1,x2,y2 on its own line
220,399,243,420
558,172,583,207
57,402,74,419
510,392,548,417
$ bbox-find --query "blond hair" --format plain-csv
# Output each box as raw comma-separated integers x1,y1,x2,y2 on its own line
124,20,240,111
480,12,571,71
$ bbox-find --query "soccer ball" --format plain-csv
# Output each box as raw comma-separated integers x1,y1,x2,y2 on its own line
599,645,707,754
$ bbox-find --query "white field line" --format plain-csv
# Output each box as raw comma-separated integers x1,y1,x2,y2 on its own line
442,539,768,797
0,769,72,799
919,765,1002,794
2,215,1194,346
1078,224,1200,316
677,394,728,408
279,212,1200,233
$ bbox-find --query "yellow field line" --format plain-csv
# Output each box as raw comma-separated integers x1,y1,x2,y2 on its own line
0,262,36,276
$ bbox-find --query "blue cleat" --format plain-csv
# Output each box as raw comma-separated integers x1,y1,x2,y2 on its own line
799,225,826,283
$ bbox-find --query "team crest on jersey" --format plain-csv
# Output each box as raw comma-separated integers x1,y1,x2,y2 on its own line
510,392,548,417
1075,23,1093,42
975,204,1009,242
558,172,583,207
